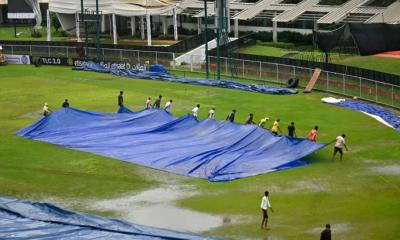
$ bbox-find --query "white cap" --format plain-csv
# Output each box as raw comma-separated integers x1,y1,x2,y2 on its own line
0,46,3,50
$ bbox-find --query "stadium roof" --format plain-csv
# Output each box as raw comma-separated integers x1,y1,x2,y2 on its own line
0,0,48,4
49,0,174,16
178,0,400,24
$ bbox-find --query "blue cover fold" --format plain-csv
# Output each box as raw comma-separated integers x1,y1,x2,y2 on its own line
0,196,217,239
74,62,298,95
333,100,400,131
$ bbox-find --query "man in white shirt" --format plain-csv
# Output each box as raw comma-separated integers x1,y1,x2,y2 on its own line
43,103,50,117
145,96,152,109
332,134,348,161
208,107,215,119
164,99,173,112
258,116,270,128
260,191,274,230
192,104,200,119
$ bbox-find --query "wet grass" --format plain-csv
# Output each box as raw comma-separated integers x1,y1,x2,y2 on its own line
0,65,399,239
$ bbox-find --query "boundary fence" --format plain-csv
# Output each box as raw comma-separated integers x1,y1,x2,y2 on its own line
211,34,400,86
2,43,399,109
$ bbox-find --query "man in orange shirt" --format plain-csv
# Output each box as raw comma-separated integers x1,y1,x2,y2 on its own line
308,126,319,142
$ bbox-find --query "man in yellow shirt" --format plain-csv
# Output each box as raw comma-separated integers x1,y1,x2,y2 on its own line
271,119,281,135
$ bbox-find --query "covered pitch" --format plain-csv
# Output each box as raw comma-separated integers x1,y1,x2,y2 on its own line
17,107,326,181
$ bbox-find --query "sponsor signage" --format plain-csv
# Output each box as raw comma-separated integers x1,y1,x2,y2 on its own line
34,57,147,71
37,57,70,65
8,0,35,19
74,59,147,71
5,55,31,64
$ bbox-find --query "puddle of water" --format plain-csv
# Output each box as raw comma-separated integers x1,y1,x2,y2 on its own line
20,111,42,119
90,186,228,233
370,165,400,175
308,223,351,234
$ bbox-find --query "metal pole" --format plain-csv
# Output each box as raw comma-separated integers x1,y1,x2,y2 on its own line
204,0,209,79
359,77,362,98
172,52,176,70
190,55,193,72
375,81,378,103
343,74,345,94
326,72,329,91
242,59,244,78
392,86,394,107
259,61,262,80
95,0,101,60
80,0,88,59
216,28,220,80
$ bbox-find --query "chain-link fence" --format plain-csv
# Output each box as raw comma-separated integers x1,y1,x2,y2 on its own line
2,44,399,109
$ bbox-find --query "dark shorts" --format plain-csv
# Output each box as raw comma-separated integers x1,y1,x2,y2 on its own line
334,147,343,155
262,209,268,218
271,131,278,136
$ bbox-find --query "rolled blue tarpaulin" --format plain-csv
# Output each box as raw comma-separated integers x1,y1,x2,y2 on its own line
17,107,326,182
74,61,298,95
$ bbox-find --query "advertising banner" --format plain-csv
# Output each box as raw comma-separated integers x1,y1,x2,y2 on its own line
5,55,31,64
33,57,147,71
73,59,147,71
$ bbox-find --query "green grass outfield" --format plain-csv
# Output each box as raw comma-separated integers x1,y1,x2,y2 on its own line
0,65,399,239
238,43,400,76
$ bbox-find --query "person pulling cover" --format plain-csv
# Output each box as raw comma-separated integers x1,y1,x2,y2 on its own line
164,99,173,112
43,103,50,116
245,113,255,124
332,134,348,161
308,126,319,142
145,96,152,109
258,116,270,128
271,119,281,135
208,107,215,119
226,109,236,123
118,91,124,107
288,122,296,137
192,104,200,119
62,99,70,108
154,95,162,109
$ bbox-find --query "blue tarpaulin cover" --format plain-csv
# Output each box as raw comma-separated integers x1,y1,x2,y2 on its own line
333,100,400,131
149,64,169,74
17,107,326,181
74,62,298,95
0,196,217,239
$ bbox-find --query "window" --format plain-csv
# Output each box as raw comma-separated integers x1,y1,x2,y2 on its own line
318,0,350,5
365,0,396,7
280,0,303,4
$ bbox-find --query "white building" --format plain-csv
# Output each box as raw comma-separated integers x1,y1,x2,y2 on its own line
1,0,399,45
